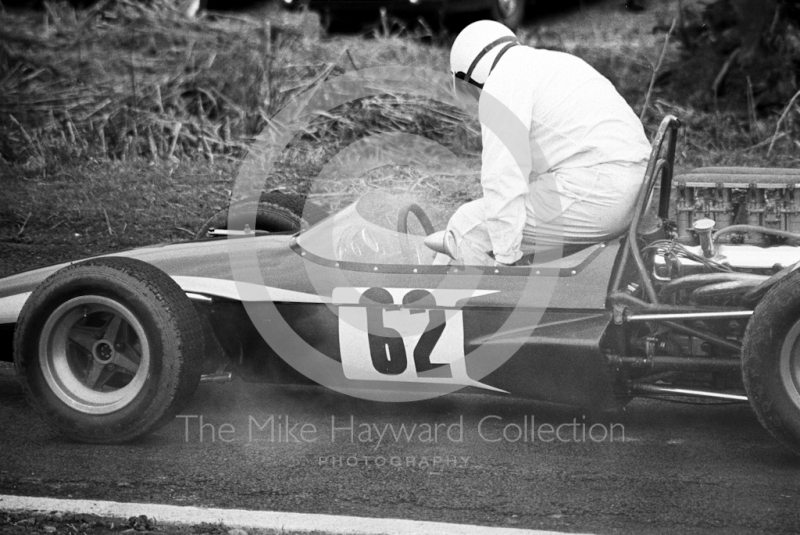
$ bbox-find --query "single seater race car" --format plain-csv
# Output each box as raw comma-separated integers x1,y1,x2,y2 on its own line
3,115,800,455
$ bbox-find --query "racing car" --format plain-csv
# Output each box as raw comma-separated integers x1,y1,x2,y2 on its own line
3,115,800,455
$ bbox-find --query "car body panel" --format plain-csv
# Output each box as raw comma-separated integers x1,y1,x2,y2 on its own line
0,226,621,407
194,297,619,407
0,234,620,321
467,309,616,407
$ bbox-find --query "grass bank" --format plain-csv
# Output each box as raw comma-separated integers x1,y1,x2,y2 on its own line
0,0,798,277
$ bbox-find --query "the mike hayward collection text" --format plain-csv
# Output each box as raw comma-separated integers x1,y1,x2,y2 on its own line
177,414,625,445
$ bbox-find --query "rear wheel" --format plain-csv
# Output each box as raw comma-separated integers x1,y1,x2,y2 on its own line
14,257,203,444
742,271,800,454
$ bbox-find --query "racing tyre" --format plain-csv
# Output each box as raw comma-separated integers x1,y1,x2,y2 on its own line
195,191,328,240
742,271,800,454
14,257,203,444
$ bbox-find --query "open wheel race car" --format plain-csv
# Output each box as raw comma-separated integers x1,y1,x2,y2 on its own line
3,115,800,454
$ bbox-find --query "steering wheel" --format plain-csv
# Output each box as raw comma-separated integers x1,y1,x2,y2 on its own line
397,203,436,236
397,204,436,264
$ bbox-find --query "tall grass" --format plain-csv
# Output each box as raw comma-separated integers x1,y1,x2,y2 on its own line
3,0,797,171
0,1,468,275
0,0,328,166
0,1,469,168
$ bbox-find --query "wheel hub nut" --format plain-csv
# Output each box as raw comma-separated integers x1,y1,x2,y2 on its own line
95,342,113,362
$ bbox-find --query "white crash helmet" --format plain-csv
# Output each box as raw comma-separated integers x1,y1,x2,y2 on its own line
450,20,518,103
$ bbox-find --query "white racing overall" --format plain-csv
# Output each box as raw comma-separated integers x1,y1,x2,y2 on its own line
446,46,652,265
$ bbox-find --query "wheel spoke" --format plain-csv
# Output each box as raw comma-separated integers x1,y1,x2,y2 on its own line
112,346,141,375
103,314,123,345
68,326,99,354
84,360,106,390
35,282,161,420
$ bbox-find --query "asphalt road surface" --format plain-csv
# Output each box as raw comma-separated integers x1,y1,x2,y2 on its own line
1,365,799,534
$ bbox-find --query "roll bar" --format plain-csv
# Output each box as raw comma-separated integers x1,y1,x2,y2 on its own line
611,115,681,304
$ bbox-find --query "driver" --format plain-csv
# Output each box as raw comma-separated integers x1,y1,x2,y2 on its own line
445,20,652,266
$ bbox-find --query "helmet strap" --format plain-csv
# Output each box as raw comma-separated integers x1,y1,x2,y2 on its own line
465,35,518,84
490,42,518,72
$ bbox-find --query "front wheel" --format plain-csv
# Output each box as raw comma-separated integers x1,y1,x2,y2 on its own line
742,271,800,454
14,257,203,443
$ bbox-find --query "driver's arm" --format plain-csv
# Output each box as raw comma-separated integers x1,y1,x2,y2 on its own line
478,73,534,266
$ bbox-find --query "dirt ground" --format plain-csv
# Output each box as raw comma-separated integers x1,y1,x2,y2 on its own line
0,512,326,535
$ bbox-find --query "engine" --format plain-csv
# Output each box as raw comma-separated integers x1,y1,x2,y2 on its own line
653,167,800,283
674,167,800,244
627,168,800,363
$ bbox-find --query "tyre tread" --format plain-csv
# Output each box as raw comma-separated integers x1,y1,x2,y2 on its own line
14,257,203,444
742,271,800,455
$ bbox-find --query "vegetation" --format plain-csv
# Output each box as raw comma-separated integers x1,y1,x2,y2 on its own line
668,0,800,112
0,0,798,277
